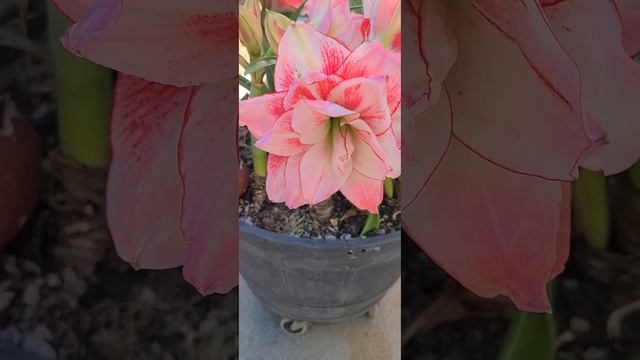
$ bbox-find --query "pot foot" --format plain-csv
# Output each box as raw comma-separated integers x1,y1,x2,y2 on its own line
366,303,379,318
280,318,309,335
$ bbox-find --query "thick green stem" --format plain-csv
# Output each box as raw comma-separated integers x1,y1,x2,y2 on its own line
249,71,268,177
573,168,610,250
498,311,555,360
48,3,113,168
251,136,267,177
384,178,394,199
629,161,640,190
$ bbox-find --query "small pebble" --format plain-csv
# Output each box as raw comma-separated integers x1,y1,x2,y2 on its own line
22,331,57,360
0,291,15,312
570,317,591,333
0,325,22,343
563,278,579,290
22,260,41,275
45,273,62,288
22,283,40,307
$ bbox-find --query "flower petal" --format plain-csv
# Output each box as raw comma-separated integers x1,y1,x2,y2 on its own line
404,139,567,313
543,0,640,175
275,22,351,92
337,41,401,113
300,139,351,205
327,77,392,135
348,119,389,180
402,0,457,112
283,72,343,109
340,171,383,213
257,111,308,156
332,123,356,177
240,92,287,139
107,74,188,269
284,152,307,208
402,88,452,210
291,99,355,144
378,127,401,179
179,82,238,295
61,0,236,86
615,0,640,57
51,0,95,21
266,154,287,203
446,0,598,180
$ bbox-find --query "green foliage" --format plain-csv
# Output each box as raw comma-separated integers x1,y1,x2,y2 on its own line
360,213,380,236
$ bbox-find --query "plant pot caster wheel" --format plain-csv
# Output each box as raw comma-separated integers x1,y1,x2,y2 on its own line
280,318,310,335
366,303,379,318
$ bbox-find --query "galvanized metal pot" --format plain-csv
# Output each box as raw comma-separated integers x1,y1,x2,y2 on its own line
240,222,401,323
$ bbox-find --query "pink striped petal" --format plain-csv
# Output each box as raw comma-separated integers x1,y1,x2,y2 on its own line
266,154,287,203
364,0,400,49
283,72,343,109
51,0,95,21
543,0,640,175
340,171,383,214
402,89,451,210
332,123,355,177
615,0,640,57
446,0,598,180
327,77,391,135
300,139,351,205
107,74,188,270
240,92,287,139
284,152,307,208
377,127,401,179
337,41,401,113
61,0,236,86
404,139,568,313
179,82,238,295
291,99,355,144
348,119,389,180
257,111,308,156
403,0,457,112
275,22,351,92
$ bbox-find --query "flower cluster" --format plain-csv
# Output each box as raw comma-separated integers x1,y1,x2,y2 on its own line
240,0,401,213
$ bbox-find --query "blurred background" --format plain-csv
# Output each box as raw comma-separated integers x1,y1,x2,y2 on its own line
0,1,237,359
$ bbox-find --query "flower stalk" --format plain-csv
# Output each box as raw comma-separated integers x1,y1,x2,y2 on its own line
47,2,113,168
384,178,394,199
498,311,555,360
573,168,610,250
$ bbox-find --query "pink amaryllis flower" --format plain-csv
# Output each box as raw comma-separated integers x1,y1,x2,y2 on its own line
404,0,640,312
240,22,400,213
51,0,239,294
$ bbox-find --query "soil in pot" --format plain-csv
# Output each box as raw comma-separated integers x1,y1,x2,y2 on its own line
238,127,401,239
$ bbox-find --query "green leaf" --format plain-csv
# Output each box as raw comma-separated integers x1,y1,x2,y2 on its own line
360,213,380,236
498,311,555,360
244,56,277,76
265,66,275,93
290,0,308,21
239,76,252,91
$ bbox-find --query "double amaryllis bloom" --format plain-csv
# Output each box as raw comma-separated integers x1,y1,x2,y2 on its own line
240,19,400,213
52,0,239,294
404,0,640,312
